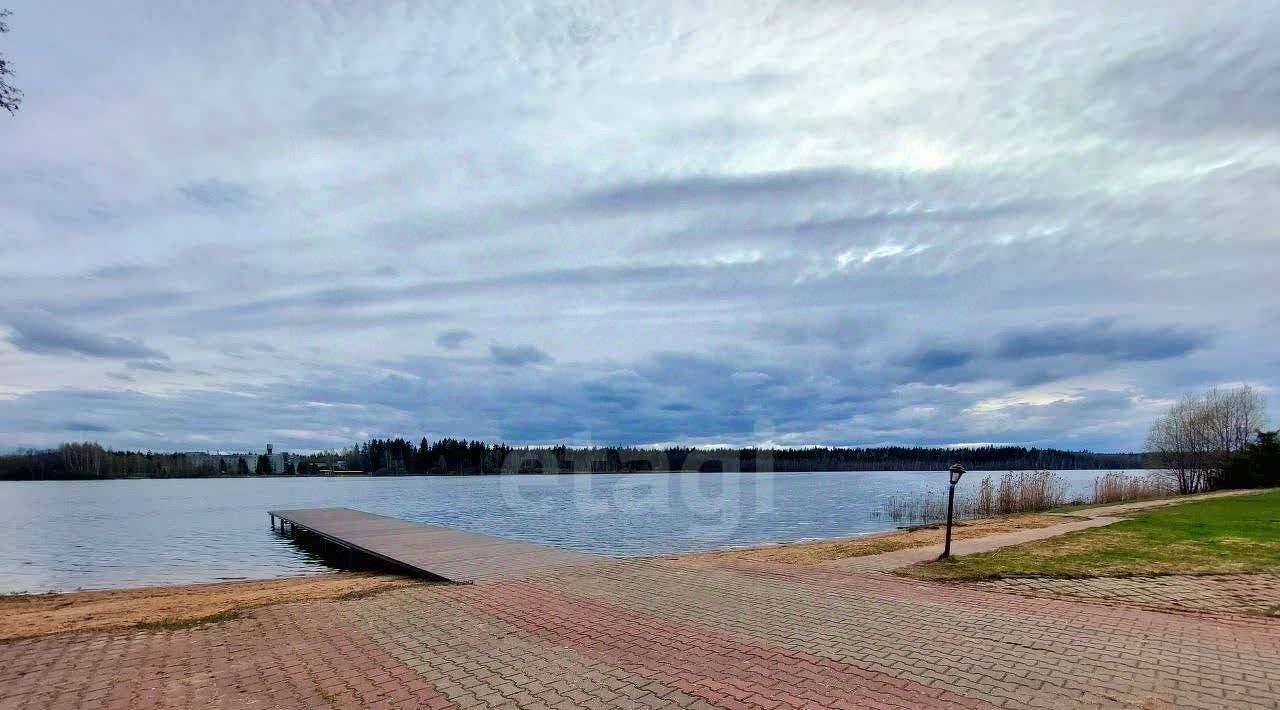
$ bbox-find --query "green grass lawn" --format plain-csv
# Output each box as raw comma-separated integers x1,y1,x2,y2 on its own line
903,489,1280,581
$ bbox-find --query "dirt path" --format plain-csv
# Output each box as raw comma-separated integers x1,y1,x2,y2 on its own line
1055,487,1265,518
674,513,1072,565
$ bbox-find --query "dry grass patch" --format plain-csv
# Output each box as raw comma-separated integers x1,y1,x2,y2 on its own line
676,514,1071,565
0,572,427,640
136,609,244,632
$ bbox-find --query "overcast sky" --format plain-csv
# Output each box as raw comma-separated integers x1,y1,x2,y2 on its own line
1,1,1277,453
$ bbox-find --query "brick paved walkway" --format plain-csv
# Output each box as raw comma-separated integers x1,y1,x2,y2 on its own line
3,556,1278,709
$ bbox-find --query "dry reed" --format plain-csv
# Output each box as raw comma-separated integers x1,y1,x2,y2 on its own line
1091,471,1176,504
879,469,1173,523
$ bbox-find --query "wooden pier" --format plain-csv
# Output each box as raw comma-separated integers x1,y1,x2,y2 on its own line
268,507,601,583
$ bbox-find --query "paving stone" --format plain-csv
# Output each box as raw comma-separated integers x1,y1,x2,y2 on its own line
1,556,1277,709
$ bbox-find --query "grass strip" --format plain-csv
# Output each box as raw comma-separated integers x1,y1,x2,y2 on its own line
902,489,1280,581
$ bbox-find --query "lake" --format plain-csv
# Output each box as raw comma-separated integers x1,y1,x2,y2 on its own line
0,469,1141,593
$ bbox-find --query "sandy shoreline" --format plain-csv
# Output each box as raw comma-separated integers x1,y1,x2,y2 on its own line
0,573,428,641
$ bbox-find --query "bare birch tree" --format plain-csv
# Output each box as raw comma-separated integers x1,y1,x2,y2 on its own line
60,442,105,478
1145,385,1268,493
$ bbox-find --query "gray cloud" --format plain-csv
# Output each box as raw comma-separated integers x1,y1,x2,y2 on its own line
3,313,168,361
899,347,976,373
891,318,1213,389
44,289,191,319
180,179,251,210
0,345,1160,453
126,360,175,372
436,329,473,350
64,421,114,433
762,314,884,349
994,319,1210,363
490,344,553,367
1096,14,1280,139
87,264,151,280
572,168,857,214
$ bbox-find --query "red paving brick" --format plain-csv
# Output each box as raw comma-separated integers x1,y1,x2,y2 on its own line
3,558,1279,709
454,580,997,710
0,603,455,710
523,560,1280,708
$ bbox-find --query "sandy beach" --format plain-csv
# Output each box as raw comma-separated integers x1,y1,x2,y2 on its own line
0,573,427,641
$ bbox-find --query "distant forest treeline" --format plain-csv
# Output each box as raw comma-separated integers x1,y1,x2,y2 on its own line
325,438,1145,476
0,438,1147,480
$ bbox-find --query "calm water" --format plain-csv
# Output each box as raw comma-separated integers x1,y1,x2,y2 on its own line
0,470,1135,593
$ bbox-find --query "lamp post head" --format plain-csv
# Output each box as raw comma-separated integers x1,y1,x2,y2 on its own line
949,464,966,485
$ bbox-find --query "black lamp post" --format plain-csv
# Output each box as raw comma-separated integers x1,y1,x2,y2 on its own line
939,463,965,559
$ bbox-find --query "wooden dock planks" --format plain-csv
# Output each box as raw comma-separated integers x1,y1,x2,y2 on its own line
268,507,602,583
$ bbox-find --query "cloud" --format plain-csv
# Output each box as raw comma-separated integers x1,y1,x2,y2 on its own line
0,2,1276,451
994,319,1210,363
44,289,191,319
892,319,1213,388
0,346,1167,453
435,329,473,350
763,314,884,349
87,264,151,280
1095,15,1280,139
571,168,857,214
899,347,976,373
490,344,552,367
179,179,251,210
63,421,114,433
126,359,175,372
3,313,168,360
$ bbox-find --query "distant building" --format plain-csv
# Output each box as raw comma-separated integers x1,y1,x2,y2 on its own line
183,445,293,474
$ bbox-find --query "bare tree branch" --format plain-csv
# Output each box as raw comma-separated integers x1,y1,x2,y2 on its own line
1146,385,1268,493
1,9,22,115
